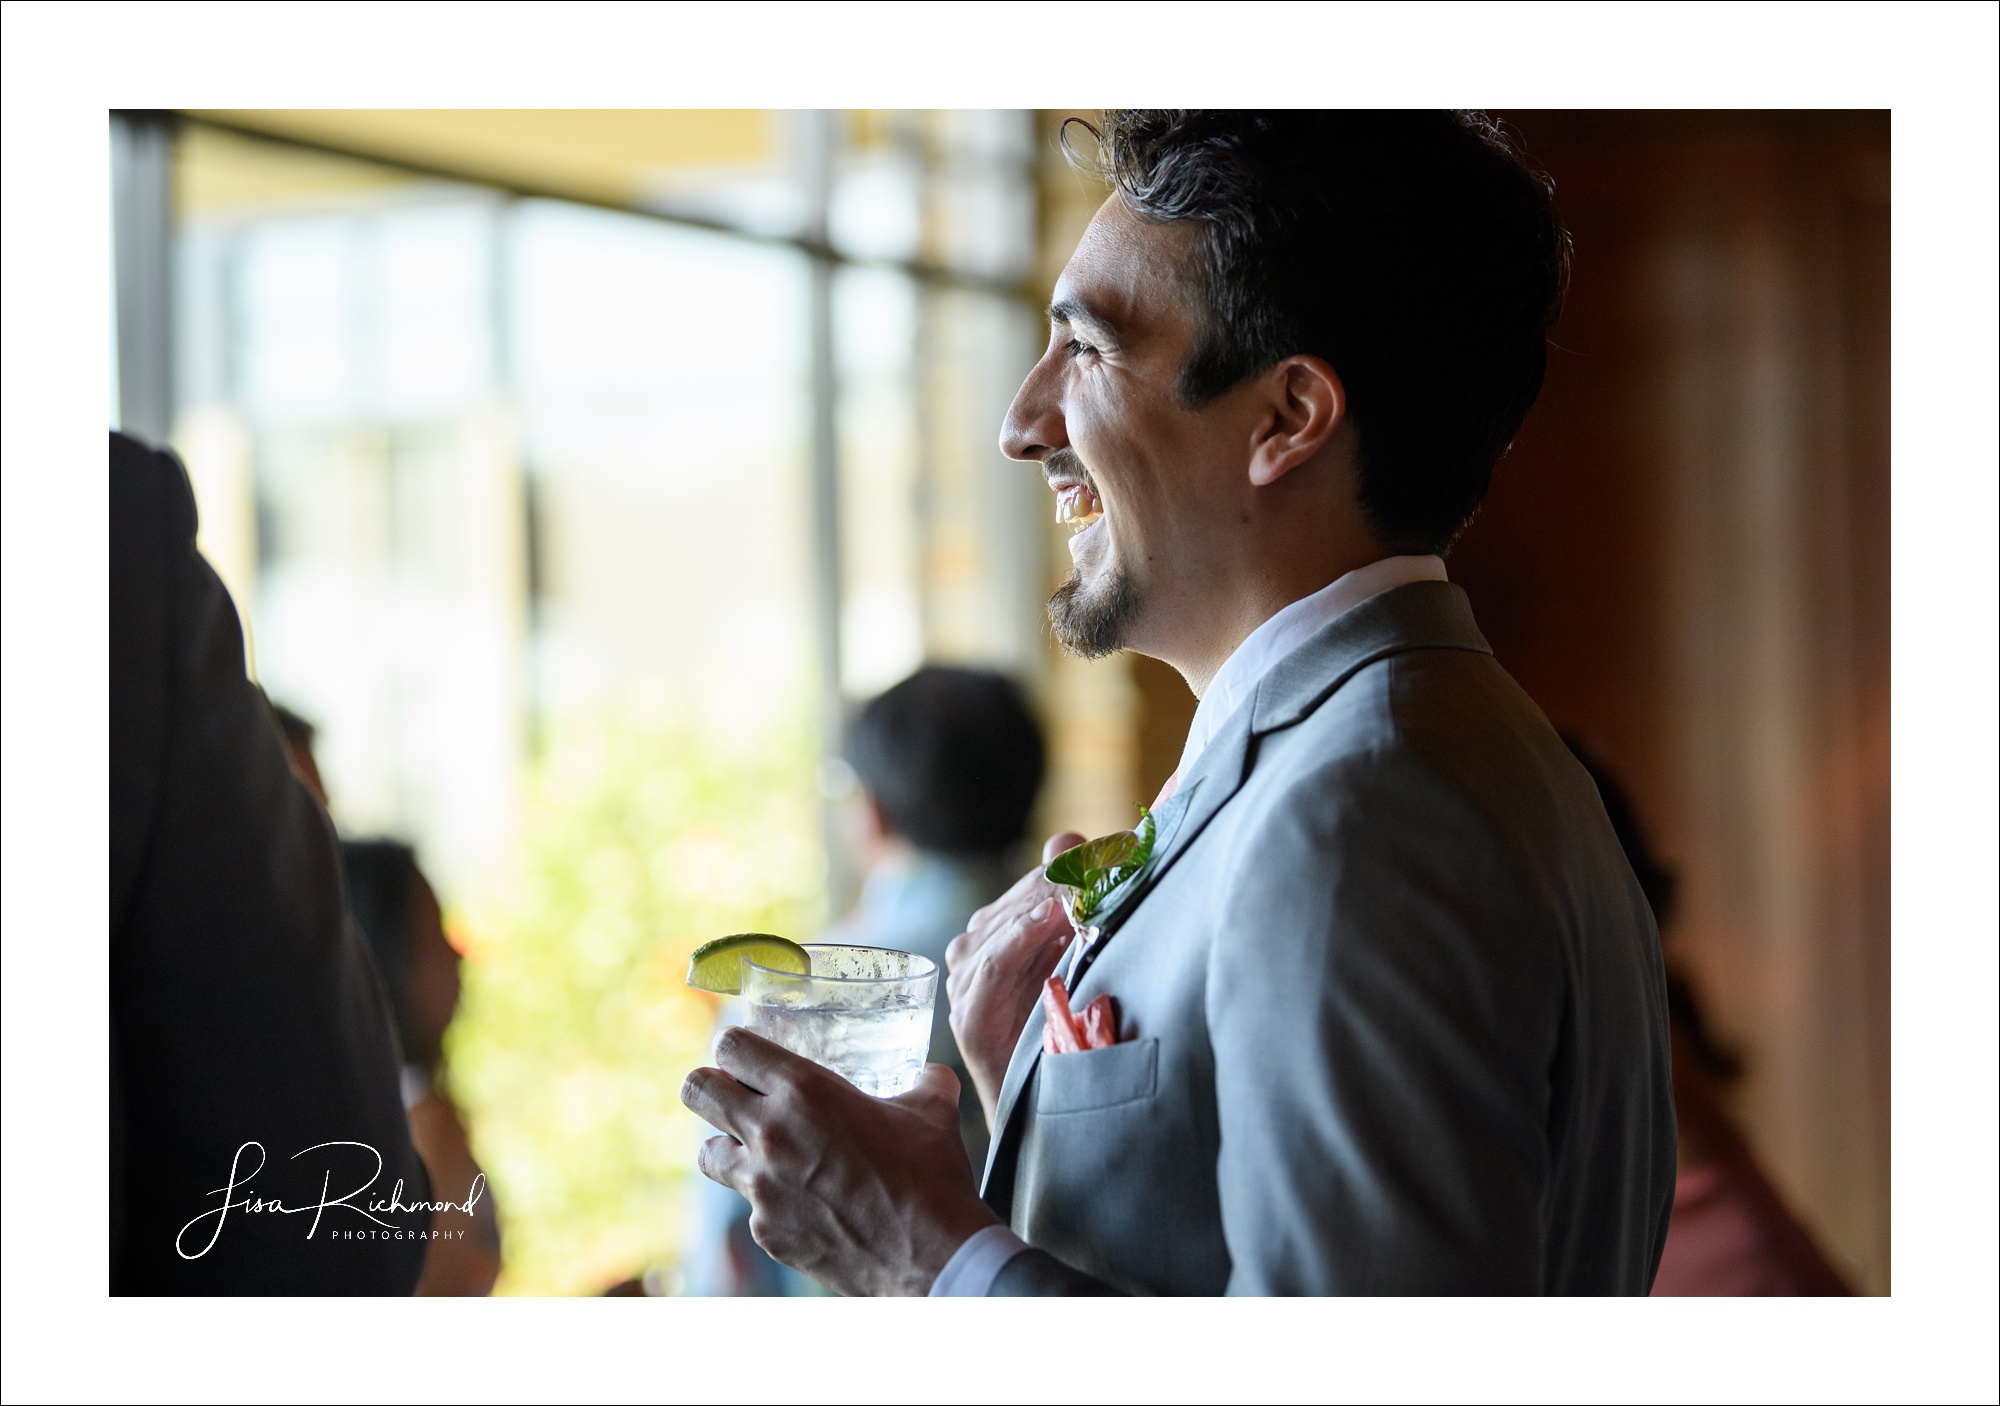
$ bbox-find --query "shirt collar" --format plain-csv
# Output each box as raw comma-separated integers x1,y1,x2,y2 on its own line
1174,554,1448,780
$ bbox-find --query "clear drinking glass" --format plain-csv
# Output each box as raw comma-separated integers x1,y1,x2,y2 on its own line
740,944,938,1097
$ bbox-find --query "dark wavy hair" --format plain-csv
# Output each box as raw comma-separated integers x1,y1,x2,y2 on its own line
1065,110,1570,554
846,667,1045,858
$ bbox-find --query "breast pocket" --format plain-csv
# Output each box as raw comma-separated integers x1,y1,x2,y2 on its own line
1036,1037,1158,1115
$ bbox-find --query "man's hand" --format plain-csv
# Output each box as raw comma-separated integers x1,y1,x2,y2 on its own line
945,832,1083,1126
681,1029,997,1297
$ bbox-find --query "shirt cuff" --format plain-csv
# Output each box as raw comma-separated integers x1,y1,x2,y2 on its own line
927,1223,1030,1297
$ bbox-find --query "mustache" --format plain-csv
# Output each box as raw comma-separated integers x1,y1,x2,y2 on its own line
1042,449,1097,495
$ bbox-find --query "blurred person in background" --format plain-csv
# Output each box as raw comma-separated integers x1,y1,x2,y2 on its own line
342,836,503,1296
111,432,428,1293
279,703,501,1293
1564,739,1853,1297
834,666,1048,1167
684,666,1045,1296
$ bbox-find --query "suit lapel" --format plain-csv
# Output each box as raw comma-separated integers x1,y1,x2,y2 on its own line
1084,581,1487,954
1069,714,1254,974
1250,580,1490,735
982,712,1259,1208
980,996,1048,1203
980,582,1493,1209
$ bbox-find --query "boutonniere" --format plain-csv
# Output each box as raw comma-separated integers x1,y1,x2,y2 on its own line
1044,778,1202,933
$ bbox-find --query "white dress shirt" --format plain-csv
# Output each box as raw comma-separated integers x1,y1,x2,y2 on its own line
928,553,1449,1297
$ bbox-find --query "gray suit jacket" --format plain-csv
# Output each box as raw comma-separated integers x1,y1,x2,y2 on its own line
980,582,1676,1295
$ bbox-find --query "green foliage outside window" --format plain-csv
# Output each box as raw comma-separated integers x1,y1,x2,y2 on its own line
445,700,826,1295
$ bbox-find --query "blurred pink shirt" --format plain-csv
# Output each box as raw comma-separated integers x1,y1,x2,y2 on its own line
1651,1157,1853,1296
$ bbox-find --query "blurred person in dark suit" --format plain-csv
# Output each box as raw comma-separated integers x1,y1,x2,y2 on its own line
343,838,503,1296
1565,738,1852,1296
685,666,1045,1296
111,431,429,1294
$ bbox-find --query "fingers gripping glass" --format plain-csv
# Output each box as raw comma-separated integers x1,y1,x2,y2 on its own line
741,945,938,1097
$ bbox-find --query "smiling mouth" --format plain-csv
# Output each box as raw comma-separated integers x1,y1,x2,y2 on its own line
1054,483,1103,530
1044,450,1104,535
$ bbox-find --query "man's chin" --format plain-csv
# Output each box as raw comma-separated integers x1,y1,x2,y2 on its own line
1047,565,1140,660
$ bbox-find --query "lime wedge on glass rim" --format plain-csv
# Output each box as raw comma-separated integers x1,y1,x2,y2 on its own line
685,933,812,995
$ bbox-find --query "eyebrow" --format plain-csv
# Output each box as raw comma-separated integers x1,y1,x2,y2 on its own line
1048,296,1121,348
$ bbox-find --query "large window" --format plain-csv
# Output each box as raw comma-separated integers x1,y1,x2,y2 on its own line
153,112,1052,1292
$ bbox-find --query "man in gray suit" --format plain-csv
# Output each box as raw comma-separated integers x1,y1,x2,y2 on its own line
681,111,1676,1295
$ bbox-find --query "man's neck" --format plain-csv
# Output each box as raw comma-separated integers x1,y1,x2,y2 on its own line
1161,552,1392,699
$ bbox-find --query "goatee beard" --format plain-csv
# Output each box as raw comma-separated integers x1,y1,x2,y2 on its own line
1047,563,1141,659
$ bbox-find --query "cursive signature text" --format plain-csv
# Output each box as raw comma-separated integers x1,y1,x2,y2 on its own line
176,1141,486,1260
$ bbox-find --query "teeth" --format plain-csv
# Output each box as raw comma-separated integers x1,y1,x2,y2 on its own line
1056,486,1103,527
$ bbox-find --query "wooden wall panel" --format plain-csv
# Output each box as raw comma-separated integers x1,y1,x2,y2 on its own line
1457,111,1891,1291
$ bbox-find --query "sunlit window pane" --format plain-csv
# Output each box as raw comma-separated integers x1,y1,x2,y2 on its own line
167,113,1049,1296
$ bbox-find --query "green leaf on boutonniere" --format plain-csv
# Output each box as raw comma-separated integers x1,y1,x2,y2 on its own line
1046,778,1202,925
1046,810,1157,923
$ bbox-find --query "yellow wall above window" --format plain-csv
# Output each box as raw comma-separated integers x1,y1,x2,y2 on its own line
177,123,415,215
185,109,777,210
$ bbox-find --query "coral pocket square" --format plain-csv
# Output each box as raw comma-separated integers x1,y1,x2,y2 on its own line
1042,974,1119,1053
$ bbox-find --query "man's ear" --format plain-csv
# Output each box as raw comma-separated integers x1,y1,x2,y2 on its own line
1247,355,1345,488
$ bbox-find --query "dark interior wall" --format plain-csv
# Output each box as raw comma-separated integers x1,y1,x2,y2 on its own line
1447,116,1674,803
1457,110,1889,852
1457,110,1891,1291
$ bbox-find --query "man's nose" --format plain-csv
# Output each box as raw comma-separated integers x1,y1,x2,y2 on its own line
999,356,1067,464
